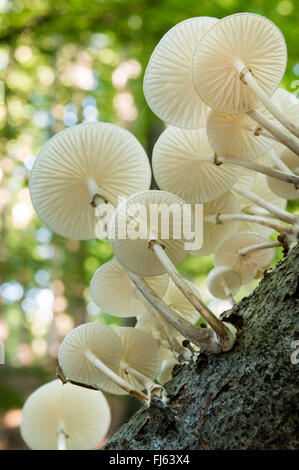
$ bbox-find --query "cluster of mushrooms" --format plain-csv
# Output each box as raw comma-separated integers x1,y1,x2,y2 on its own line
21,13,298,450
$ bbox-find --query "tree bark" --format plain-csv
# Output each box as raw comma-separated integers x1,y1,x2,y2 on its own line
104,244,299,450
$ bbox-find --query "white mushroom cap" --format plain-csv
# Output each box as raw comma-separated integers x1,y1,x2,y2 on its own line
234,173,287,236
143,17,218,129
100,327,162,395
21,379,111,450
157,348,178,385
90,258,169,318
192,13,287,113
191,191,240,256
206,266,241,299
152,127,241,203
267,149,299,200
29,122,151,240
207,108,276,161
214,231,275,284
109,190,191,276
58,323,122,388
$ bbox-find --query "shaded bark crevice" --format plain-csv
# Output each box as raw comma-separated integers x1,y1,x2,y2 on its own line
104,244,299,450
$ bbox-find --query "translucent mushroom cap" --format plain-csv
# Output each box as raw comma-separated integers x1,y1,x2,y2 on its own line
143,16,218,129
152,127,241,203
191,191,240,256
207,108,276,161
192,13,287,113
267,149,299,200
29,122,151,240
58,323,122,388
273,88,299,123
100,327,162,395
206,265,241,299
109,190,191,276
21,380,111,450
214,231,275,284
90,258,169,318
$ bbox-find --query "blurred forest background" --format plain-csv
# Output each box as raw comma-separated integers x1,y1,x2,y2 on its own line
0,0,298,450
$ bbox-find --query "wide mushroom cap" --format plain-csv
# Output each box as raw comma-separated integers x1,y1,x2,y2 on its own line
267,149,299,200
214,231,276,284
152,127,241,203
58,323,122,388
90,257,169,318
207,265,241,299
192,13,287,113
109,190,192,276
21,379,111,450
29,122,151,240
143,16,218,129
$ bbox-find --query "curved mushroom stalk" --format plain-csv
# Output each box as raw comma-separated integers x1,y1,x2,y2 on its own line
235,60,299,139
210,212,295,240
84,350,150,407
123,365,167,404
237,240,286,257
149,241,236,351
128,271,236,353
247,109,299,156
234,186,298,225
213,154,299,187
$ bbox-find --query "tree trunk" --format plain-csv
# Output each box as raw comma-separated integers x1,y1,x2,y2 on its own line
104,244,299,450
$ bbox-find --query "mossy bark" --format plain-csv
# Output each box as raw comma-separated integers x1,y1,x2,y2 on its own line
104,244,299,450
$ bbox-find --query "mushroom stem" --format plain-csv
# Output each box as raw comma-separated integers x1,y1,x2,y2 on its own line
234,58,299,139
233,186,297,225
213,154,299,187
219,278,235,305
268,149,296,174
57,430,67,450
124,365,165,400
128,271,227,353
247,109,299,156
134,288,190,361
238,241,283,257
149,242,236,351
84,349,150,407
210,213,294,235
86,178,108,205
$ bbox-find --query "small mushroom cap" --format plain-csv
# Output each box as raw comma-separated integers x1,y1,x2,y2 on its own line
214,231,275,284
143,17,218,129
191,191,240,256
234,173,287,236
58,323,122,388
206,265,241,299
21,379,111,450
109,190,191,276
153,127,241,203
267,149,299,200
100,327,162,395
207,108,276,161
90,258,169,317
192,13,287,113
29,122,151,240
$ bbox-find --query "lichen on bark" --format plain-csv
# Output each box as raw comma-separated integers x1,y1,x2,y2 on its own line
104,244,299,450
